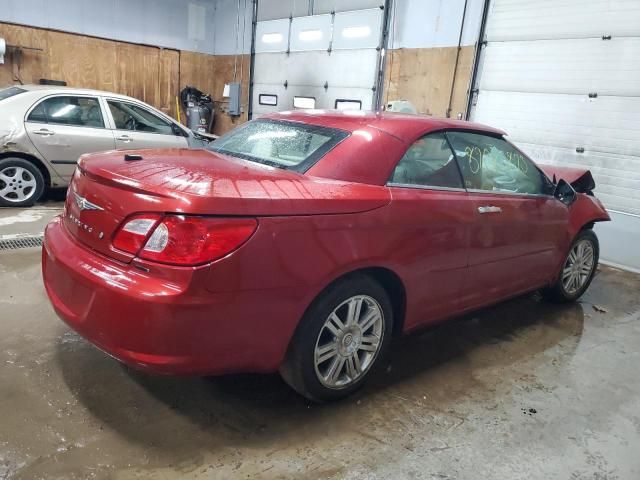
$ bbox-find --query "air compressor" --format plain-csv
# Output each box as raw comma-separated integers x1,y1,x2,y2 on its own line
180,86,215,134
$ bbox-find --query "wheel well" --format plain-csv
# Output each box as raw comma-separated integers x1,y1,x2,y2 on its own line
331,267,407,337
580,222,595,231
0,152,52,188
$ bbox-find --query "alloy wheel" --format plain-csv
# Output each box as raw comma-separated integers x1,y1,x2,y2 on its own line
314,295,384,389
0,166,38,203
562,239,595,295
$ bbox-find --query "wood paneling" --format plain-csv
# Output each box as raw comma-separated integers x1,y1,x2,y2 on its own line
0,23,252,135
383,45,475,119
179,52,250,135
158,49,180,116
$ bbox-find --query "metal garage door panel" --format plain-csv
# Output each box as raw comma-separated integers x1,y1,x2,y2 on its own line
255,19,290,53
252,84,290,117
332,8,383,50
486,0,640,41
473,91,640,156
314,0,383,15
258,0,309,21
253,51,379,89
479,38,640,96
517,142,640,215
473,90,640,214
252,83,374,114
252,53,289,84
290,14,332,52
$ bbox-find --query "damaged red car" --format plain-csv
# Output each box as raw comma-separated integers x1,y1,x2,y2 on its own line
42,111,610,401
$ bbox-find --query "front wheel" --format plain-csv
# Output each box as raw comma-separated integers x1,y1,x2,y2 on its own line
542,229,599,303
280,275,393,402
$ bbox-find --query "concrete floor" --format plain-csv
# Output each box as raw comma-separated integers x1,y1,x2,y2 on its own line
1,203,640,480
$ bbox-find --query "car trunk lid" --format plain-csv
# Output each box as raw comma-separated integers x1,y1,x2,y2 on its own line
63,148,390,261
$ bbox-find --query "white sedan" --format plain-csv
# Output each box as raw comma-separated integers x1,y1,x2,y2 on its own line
0,85,207,207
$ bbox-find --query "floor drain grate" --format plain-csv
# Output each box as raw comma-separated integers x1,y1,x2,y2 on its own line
0,234,44,250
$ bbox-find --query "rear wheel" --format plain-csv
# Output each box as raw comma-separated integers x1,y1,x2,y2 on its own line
0,158,45,207
542,229,599,303
280,275,393,402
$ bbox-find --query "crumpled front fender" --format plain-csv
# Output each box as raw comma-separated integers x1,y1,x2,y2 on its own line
568,193,610,239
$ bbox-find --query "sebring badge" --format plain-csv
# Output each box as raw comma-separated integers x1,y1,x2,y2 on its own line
73,191,104,211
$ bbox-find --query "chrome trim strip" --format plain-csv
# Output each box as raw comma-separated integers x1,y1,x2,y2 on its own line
466,188,554,199
386,182,467,193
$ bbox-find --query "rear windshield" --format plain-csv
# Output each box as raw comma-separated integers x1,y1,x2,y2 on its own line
209,119,349,171
0,87,27,102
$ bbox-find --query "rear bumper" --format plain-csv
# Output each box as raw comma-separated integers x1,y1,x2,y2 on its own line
42,216,301,375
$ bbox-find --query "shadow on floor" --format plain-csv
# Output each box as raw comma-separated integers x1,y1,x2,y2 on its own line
55,292,585,455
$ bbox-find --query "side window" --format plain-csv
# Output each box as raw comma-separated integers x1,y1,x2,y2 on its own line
107,100,175,135
389,132,463,189
446,132,547,195
27,96,104,128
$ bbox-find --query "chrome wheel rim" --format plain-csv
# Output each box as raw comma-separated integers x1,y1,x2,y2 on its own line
314,295,384,389
562,239,595,295
0,166,37,203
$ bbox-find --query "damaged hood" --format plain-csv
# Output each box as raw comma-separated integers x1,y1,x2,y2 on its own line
538,164,596,193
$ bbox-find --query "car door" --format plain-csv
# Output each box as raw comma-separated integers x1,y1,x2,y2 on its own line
386,132,475,329
24,95,115,181
446,131,568,307
105,99,189,150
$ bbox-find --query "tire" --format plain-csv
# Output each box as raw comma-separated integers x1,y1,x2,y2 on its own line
280,274,393,402
0,157,45,207
542,229,599,303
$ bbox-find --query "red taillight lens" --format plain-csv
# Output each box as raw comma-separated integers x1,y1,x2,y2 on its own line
137,215,257,266
113,214,257,265
112,214,163,254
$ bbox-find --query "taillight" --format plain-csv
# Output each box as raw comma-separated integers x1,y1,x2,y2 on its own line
113,214,162,254
113,214,257,266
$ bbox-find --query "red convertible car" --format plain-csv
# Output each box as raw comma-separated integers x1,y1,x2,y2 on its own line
42,111,610,401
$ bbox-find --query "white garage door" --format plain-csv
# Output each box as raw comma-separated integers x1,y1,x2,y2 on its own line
251,4,386,117
469,0,640,271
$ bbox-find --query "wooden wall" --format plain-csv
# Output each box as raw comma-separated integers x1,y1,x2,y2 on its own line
383,45,475,120
179,51,250,135
0,22,250,135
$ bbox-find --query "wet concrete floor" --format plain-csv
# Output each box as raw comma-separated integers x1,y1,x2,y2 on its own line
1,205,639,479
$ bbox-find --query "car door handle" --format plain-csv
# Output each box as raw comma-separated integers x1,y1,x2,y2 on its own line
115,135,133,142
478,206,502,214
32,128,55,136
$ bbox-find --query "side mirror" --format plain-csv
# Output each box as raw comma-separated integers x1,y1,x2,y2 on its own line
554,178,577,206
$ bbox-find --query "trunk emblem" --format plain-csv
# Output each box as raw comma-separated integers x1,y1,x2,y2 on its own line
73,191,104,211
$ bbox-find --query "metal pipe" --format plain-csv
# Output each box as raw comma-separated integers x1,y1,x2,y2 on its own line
247,0,259,120
374,0,393,110
446,0,469,118
465,0,490,120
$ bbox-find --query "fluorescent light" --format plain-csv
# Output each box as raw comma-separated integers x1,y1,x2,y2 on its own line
298,29,323,42
262,32,283,44
342,25,371,39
